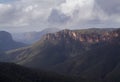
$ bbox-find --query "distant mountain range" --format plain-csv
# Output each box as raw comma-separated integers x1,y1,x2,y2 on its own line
0,28,120,82
2,28,119,82
0,31,26,51
12,28,60,44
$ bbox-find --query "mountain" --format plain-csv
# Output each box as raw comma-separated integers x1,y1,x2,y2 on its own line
12,28,60,44
0,31,26,51
0,62,90,82
6,28,120,81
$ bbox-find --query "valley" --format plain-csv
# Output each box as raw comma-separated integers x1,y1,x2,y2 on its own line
0,28,120,82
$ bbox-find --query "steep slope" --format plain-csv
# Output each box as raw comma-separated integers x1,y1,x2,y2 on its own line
6,28,120,81
0,62,90,82
0,31,26,51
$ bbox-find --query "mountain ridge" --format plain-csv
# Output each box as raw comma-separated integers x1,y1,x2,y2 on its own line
44,28,119,43
4,28,120,82
12,28,60,44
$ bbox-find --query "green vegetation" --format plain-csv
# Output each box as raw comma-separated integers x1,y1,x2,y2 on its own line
73,28,115,34
0,62,85,82
1,28,120,82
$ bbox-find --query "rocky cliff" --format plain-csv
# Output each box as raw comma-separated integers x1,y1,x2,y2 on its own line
44,29,119,43
5,28,120,82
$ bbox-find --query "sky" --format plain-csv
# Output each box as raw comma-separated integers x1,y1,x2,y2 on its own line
0,0,120,33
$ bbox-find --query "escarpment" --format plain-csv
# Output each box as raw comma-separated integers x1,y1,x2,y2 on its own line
44,29,119,43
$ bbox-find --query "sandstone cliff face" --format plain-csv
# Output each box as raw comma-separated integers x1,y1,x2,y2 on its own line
44,29,119,43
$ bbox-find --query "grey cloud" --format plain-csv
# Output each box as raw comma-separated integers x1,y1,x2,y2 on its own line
96,0,120,15
48,9,70,24
0,4,14,24
0,0,120,33
52,0,120,28
0,0,19,3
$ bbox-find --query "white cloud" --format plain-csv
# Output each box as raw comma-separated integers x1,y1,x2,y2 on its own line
0,4,12,15
58,0,94,16
0,0,63,28
49,0,120,29
0,0,120,32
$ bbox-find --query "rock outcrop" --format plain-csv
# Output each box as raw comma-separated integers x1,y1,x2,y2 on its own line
44,29,119,43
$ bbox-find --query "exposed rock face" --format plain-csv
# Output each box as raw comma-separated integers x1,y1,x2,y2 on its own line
44,29,119,43
5,29,120,81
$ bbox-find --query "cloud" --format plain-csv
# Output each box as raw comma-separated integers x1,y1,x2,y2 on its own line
0,0,120,32
0,4,14,24
96,0,120,15
0,4,12,15
58,0,94,16
0,0,64,27
0,0,19,3
48,0,120,29
48,9,70,24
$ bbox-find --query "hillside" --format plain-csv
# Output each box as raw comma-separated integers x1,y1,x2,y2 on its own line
0,62,90,82
6,28,120,81
12,28,60,44
0,31,26,51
